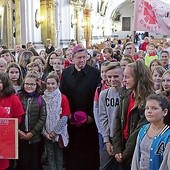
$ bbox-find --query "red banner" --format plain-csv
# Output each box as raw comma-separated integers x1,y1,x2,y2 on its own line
0,118,18,159
133,0,170,35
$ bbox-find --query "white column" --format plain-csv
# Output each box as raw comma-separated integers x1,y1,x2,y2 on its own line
20,0,27,44
31,0,42,43
59,0,72,48
20,0,42,45
0,6,4,42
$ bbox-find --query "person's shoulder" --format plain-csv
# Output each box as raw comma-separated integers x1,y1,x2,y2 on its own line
61,94,68,100
138,123,150,135
162,125,170,136
61,94,70,109
6,94,22,104
85,64,100,74
61,66,74,78
119,87,131,98
9,94,19,99
141,123,150,129
100,88,109,96
63,65,74,72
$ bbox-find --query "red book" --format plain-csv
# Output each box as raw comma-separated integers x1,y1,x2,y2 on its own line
0,118,18,159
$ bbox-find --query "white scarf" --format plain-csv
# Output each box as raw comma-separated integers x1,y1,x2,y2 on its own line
43,88,62,133
43,88,69,146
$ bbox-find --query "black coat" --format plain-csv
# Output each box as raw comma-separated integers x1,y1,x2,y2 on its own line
18,93,47,144
45,46,55,54
60,64,100,170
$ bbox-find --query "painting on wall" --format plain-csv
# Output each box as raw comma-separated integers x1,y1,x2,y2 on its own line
122,17,131,31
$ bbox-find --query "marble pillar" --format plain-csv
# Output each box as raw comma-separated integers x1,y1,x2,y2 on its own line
40,0,56,47
0,6,4,45
83,8,91,48
6,0,13,48
15,0,21,45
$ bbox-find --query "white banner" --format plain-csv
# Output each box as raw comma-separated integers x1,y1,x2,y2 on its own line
133,0,170,35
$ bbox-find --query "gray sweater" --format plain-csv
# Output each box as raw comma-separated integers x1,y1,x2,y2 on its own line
99,87,120,143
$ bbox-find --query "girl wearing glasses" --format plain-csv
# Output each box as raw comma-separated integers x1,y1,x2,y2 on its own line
16,73,47,170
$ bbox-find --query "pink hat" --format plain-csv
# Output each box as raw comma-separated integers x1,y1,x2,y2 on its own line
71,111,88,126
72,45,85,56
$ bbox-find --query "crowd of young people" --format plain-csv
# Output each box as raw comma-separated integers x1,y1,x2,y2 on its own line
0,36,170,170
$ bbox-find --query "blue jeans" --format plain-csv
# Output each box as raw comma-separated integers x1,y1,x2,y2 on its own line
98,133,104,151
45,139,63,170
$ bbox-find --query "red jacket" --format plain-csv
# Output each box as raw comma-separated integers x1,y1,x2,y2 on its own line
139,42,149,51
0,94,24,124
0,106,9,170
